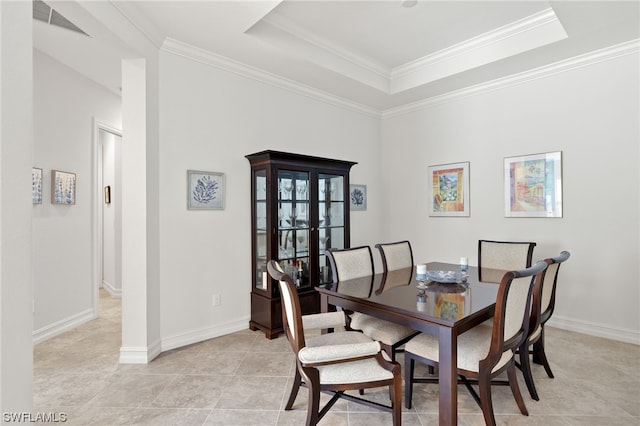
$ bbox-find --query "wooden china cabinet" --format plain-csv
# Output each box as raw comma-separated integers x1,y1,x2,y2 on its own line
246,150,356,339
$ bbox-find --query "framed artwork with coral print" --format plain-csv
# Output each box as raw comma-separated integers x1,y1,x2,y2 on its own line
187,170,225,210
349,184,367,211
428,162,470,217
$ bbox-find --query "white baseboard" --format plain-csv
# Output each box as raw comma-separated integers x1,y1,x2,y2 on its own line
548,315,640,345
102,280,122,298
160,316,250,352
32,308,96,345
119,339,162,364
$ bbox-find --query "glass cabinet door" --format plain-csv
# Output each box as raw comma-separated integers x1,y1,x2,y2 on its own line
254,169,268,292
318,173,345,285
277,170,310,289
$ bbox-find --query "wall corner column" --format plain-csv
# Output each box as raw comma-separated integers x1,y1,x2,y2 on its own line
119,55,161,363
0,0,34,415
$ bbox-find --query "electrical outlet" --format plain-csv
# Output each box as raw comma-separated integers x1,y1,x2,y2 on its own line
212,294,221,307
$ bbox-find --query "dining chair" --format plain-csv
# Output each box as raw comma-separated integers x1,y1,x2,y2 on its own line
518,250,571,401
267,260,402,426
403,260,548,426
326,246,418,361
478,239,537,282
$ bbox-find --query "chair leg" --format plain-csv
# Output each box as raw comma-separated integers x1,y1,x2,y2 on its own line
285,368,302,410
304,369,321,426
404,354,415,409
519,342,540,401
532,335,554,378
507,363,529,416
478,370,496,426
391,376,402,426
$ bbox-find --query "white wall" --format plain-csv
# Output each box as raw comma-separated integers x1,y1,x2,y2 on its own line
380,50,639,343
33,50,121,339
157,51,383,348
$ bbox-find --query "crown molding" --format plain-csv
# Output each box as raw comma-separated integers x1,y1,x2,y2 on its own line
161,37,638,121
261,13,390,79
382,39,640,119
255,8,566,95
250,15,389,93
390,8,567,94
109,0,164,49
393,8,560,77
161,38,380,119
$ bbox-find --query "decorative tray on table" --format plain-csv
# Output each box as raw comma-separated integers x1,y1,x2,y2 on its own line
425,270,468,284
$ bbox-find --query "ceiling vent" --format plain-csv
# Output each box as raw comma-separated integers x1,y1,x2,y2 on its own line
33,0,89,37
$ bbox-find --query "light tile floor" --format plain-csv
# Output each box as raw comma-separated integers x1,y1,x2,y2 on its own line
33,290,640,425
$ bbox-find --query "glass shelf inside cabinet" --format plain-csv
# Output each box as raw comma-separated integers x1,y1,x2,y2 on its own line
278,172,309,202
278,203,309,230
255,171,267,201
256,201,267,231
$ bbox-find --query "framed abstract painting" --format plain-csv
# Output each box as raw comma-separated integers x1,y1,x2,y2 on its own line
428,162,470,217
504,151,562,218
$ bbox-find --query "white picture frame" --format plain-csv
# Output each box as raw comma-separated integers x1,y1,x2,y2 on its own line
187,170,225,210
349,184,367,211
504,151,562,218
428,162,470,217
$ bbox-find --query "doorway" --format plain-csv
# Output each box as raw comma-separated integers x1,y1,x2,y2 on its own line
95,122,122,309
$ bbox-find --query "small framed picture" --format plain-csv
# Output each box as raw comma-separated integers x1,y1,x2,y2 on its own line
349,184,367,211
32,167,43,204
428,162,470,217
51,170,76,205
187,170,225,210
504,151,562,218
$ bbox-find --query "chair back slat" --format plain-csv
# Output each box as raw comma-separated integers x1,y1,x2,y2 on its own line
267,260,305,353
503,275,537,342
326,246,374,282
490,261,547,360
540,263,559,314
531,251,571,334
375,241,414,273
478,239,536,282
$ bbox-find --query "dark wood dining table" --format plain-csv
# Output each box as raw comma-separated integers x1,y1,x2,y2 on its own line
317,262,504,426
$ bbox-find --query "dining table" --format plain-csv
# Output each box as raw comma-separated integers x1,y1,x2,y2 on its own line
317,262,505,426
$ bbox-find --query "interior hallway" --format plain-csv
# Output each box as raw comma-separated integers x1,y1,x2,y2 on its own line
33,289,640,425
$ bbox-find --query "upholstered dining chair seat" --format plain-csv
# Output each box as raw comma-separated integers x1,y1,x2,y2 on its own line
404,325,513,374
316,354,396,385
349,312,417,349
